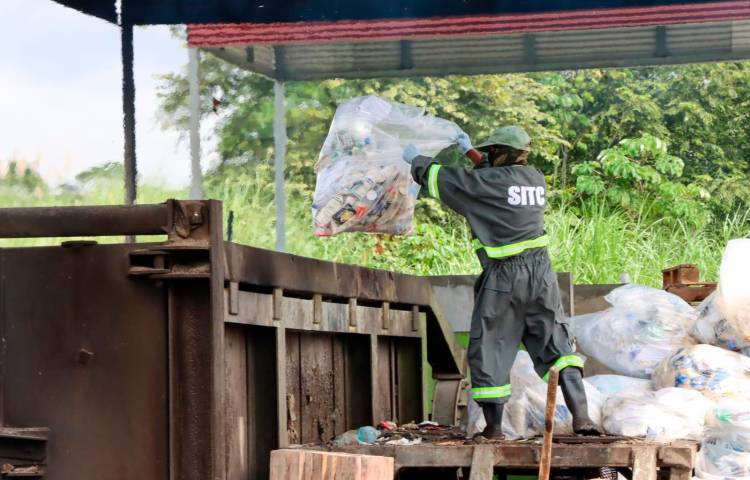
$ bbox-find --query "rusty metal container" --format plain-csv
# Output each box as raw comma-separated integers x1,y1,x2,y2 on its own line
0,200,464,480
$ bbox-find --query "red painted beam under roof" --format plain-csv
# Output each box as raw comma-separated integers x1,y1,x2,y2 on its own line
188,0,750,46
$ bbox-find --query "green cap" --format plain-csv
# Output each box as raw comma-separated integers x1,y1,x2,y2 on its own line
475,126,531,152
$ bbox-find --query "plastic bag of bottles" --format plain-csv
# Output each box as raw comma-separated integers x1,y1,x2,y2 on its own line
502,351,604,439
601,388,713,441
696,400,750,479
312,95,460,236
691,292,750,355
652,344,750,401
569,284,697,379
586,374,652,398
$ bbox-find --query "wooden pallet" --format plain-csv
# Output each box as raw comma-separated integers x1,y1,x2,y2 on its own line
311,438,697,480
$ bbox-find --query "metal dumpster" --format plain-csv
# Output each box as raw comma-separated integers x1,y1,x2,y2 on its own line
0,200,465,480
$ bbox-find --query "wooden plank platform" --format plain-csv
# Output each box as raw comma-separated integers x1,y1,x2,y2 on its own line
300,439,697,479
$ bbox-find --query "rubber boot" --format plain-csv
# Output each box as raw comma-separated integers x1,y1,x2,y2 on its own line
558,368,602,436
477,403,505,441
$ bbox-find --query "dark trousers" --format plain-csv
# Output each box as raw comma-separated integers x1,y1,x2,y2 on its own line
468,248,581,404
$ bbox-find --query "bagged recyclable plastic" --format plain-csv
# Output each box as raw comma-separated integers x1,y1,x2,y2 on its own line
691,292,750,355
601,388,713,441
312,95,460,236
569,284,697,378
653,344,750,401
696,401,750,479
466,397,486,438
502,351,604,439
586,374,652,398
716,239,750,343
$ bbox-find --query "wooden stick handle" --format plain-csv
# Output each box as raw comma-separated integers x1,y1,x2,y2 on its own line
539,367,559,480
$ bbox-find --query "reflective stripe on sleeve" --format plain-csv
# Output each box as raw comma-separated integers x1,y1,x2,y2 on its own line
427,164,442,200
543,354,585,382
471,384,512,399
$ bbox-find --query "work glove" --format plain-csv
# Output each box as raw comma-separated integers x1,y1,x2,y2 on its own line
402,144,419,164
456,132,473,154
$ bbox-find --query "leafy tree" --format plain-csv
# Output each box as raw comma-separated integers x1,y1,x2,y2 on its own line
573,134,708,226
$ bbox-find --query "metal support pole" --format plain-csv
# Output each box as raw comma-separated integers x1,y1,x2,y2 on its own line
273,81,287,252
121,24,137,205
188,48,203,200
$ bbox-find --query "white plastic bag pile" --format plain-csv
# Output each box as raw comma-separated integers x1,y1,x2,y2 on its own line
503,352,605,439
691,239,750,354
466,239,750,458
569,284,697,378
586,374,652,398
312,95,460,236
652,344,750,401
601,388,712,441
696,401,750,479
467,351,604,440
691,292,750,355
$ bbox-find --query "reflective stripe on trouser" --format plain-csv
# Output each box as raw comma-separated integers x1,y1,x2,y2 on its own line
471,384,512,400
543,354,585,382
468,249,578,404
472,235,549,259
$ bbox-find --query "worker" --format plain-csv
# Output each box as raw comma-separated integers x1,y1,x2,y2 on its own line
402,126,601,440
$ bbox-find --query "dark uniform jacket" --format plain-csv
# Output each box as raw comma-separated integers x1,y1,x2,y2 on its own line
410,155,548,267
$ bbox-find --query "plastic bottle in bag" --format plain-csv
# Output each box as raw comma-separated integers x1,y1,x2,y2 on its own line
652,344,750,401
696,401,750,479
501,351,604,439
601,387,713,441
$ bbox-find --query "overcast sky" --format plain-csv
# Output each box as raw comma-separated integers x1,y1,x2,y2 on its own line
0,0,205,186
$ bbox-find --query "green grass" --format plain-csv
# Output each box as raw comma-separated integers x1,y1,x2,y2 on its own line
2,177,748,286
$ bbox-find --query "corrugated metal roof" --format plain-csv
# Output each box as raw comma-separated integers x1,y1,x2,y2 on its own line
188,1,750,46
187,1,750,80
51,0,748,26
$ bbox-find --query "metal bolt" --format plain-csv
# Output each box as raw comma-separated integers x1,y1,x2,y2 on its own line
77,348,95,365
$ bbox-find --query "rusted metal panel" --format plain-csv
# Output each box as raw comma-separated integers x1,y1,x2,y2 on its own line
332,336,347,436
275,326,288,450
168,282,215,480
299,334,337,444
225,243,462,376
343,335,371,431
375,338,394,423
286,332,302,446
208,200,228,480
282,331,375,444
0,427,48,472
227,291,421,338
1,244,169,480
395,338,423,425
225,242,429,306
0,203,170,238
662,264,717,303
224,326,248,480
663,264,700,285
246,326,278,479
